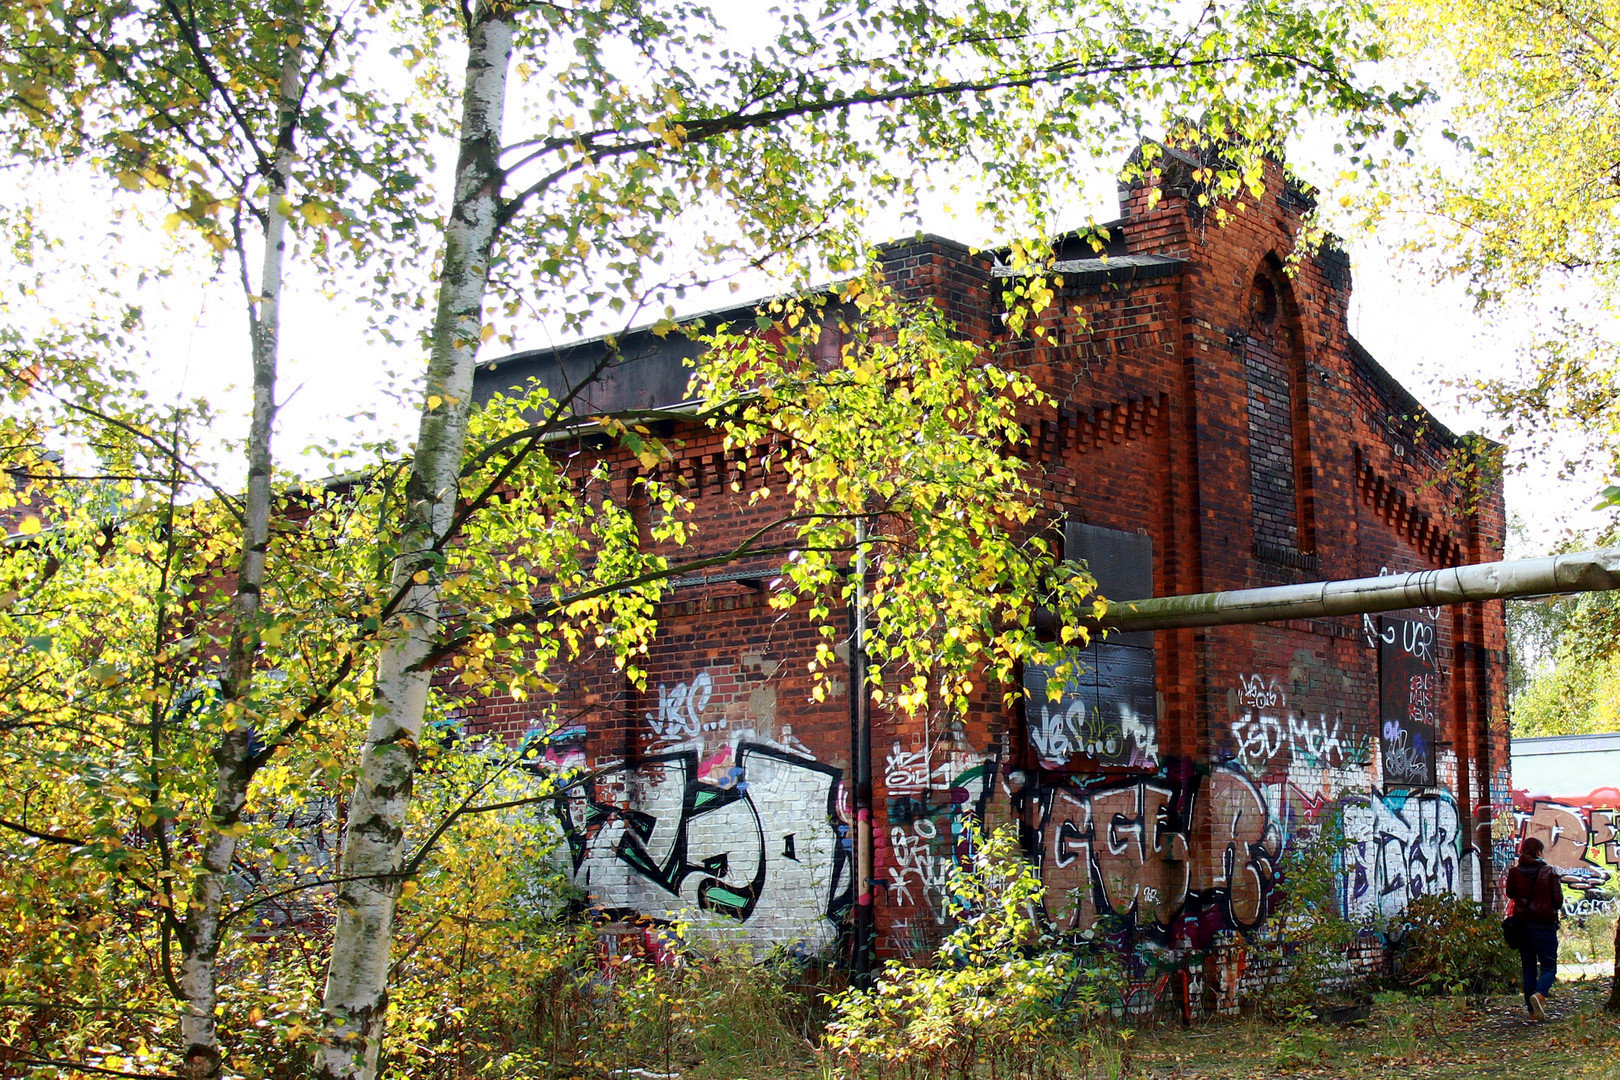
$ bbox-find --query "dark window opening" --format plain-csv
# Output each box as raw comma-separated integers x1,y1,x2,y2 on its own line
1022,523,1158,772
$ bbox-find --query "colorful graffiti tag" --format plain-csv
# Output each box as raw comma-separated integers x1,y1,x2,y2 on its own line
1029,761,1462,938
1507,790,1620,915
547,658,1479,955
1341,788,1459,922
554,741,851,947
878,743,996,923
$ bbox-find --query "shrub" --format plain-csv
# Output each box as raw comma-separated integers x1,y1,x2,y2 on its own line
821,825,1122,1080
1560,904,1618,967
1388,893,1518,996
1243,808,1361,1017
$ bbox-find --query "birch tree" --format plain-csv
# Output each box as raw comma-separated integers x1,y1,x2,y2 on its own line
311,0,1405,1075
1,3,439,1075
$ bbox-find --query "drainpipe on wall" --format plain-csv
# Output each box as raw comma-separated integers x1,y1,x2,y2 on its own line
850,517,875,985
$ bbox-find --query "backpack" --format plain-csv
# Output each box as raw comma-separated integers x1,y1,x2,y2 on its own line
1509,861,1561,923
1527,864,1562,921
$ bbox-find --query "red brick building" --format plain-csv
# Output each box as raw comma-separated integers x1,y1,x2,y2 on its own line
465,146,1509,1002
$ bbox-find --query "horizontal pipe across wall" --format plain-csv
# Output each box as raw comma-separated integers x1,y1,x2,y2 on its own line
1088,549,1620,634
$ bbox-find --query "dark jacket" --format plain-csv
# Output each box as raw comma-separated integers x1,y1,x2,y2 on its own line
1506,857,1562,924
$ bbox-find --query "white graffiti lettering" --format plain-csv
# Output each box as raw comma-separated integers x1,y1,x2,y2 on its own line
645,671,716,742
557,742,850,949
1028,699,1158,769
1407,672,1439,726
1401,619,1436,666
883,744,987,794
1236,673,1285,710
1381,728,1432,787
886,825,956,918
1230,710,1347,769
1342,790,1459,922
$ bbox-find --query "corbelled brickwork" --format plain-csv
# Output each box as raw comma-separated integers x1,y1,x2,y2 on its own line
461,145,1509,1013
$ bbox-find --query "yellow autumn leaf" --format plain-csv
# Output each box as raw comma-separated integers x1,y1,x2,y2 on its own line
16,515,42,535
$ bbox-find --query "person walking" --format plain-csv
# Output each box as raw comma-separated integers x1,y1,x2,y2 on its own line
1505,836,1562,1022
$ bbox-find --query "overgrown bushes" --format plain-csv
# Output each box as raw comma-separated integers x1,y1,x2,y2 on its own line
508,931,825,1080
1388,893,1518,996
1560,905,1618,967
1241,809,1361,1018
821,826,1125,1080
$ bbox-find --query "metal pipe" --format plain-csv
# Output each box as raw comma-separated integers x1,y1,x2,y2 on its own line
1095,548,1620,633
850,517,874,985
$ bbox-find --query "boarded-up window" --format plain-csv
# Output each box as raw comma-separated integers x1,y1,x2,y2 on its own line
1376,612,1440,789
1022,523,1158,771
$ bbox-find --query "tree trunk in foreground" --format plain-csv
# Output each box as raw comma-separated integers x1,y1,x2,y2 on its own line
315,7,511,1078
177,41,299,1080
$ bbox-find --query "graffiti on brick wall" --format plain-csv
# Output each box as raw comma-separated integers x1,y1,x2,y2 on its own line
1506,791,1620,914
641,654,795,753
1023,644,1158,770
1221,670,1371,777
1228,674,1354,772
554,741,851,947
1341,789,1459,922
1034,762,1284,938
1027,698,1158,772
645,671,717,743
1029,757,1462,938
1373,613,1441,788
520,723,587,769
1485,768,1517,885
879,744,995,922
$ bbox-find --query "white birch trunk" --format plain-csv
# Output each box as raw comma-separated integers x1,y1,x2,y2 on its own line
177,42,299,1080
315,8,512,1078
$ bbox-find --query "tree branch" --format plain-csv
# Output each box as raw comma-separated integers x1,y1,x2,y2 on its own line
0,817,85,847
157,0,273,174
497,49,1349,222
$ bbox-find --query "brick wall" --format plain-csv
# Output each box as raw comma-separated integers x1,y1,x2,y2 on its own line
459,146,1509,1006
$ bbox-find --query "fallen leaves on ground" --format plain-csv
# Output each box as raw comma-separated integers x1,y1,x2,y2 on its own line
1126,978,1620,1080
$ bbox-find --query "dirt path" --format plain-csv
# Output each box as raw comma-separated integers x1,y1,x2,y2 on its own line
1125,977,1620,1079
